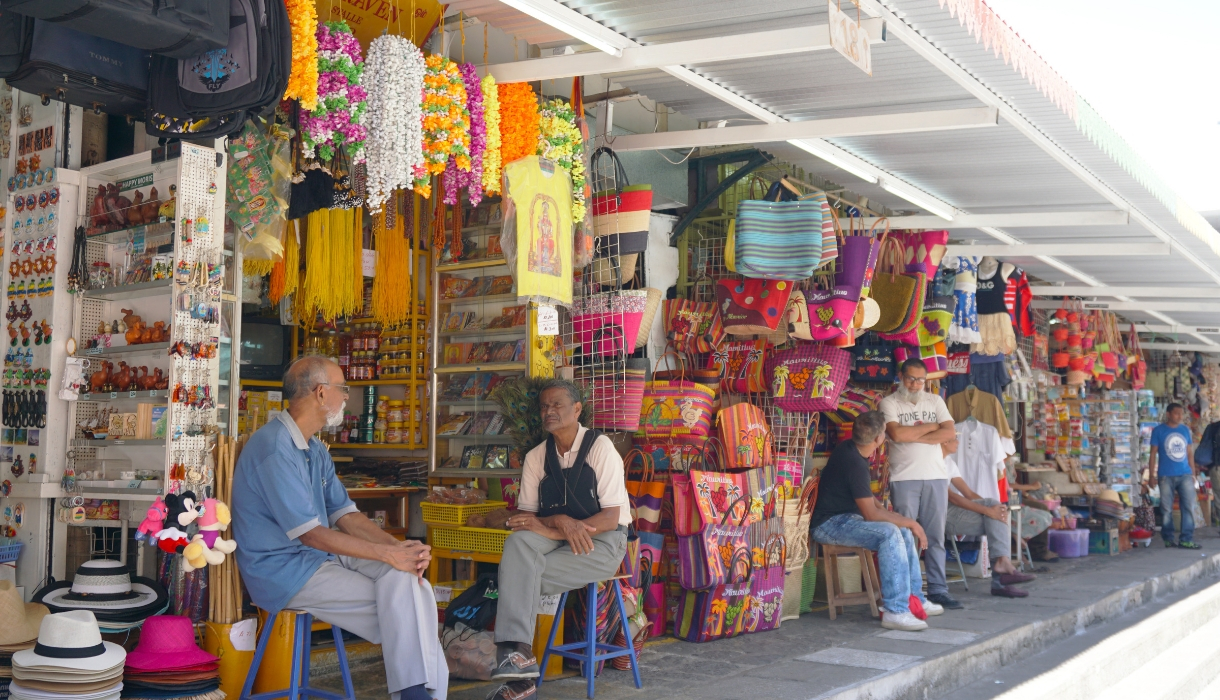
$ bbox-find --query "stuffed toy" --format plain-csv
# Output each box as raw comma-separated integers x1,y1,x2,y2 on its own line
154,526,189,554
182,534,225,572
163,492,196,528
134,497,167,543
176,491,204,527
198,498,236,554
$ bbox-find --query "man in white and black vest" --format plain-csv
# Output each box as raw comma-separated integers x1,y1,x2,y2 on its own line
487,379,631,700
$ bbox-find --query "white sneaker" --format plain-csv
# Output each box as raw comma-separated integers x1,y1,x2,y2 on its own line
881,610,928,631
921,600,944,616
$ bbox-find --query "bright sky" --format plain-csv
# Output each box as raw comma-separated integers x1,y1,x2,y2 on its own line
981,0,1220,212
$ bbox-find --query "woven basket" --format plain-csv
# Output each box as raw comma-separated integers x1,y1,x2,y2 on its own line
636,287,663,350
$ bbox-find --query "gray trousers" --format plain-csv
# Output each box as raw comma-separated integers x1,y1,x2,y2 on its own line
494,529,627,645
286,557,437,696
891,479,949,596
945,498,1011,560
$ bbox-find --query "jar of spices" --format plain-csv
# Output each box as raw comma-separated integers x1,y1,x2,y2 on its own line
385,423,403,443
387,401,404,423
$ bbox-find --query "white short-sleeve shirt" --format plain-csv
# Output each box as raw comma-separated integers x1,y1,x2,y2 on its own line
880,391,954,481
518,425,632,526
952,419,1006,502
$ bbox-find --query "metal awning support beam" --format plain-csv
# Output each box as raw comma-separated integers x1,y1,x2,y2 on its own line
1137,342,1220,353
1031,286,1220,298
945,243,1169,257
607,107,998,152
1031,300,1220,313
1134,324,1220,335
857,211,1130,229
485,20,887,82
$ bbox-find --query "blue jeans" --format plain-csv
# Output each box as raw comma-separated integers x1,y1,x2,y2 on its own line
812,514,925,614
1160,474,1198,543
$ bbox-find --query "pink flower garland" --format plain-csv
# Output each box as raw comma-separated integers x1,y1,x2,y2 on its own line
301,21,368,162
444,63,486,206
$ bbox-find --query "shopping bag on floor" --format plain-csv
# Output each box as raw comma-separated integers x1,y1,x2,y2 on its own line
674,575,754,643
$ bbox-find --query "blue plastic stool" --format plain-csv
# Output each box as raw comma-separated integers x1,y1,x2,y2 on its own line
538,579,642,700
239,609,355,700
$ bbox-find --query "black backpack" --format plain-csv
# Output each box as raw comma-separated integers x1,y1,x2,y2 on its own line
145,0,288,139
443,573,499,632
0,0,230,59
6,19,149,118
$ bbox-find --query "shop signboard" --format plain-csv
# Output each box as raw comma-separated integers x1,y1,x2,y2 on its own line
828,0,872,76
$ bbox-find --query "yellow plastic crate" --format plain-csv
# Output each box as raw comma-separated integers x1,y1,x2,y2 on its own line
434,580,476,609
430,526,510,554
420,501,507,526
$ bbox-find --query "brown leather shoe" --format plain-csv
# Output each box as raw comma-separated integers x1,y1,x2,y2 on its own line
991,584,1029,598
998,572,1037,585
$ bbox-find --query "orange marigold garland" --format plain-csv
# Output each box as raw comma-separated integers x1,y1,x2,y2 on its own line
498,82,539,169
282,0,319,110
414,54,470,199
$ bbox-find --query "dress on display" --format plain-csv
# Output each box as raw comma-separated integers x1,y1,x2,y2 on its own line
949,256,981,344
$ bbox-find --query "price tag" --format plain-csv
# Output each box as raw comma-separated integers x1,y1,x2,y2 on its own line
109,392,118,399
362,249,377,277
828,0,872,76
536,305,559,336
129,391,137,398
230,618,257,651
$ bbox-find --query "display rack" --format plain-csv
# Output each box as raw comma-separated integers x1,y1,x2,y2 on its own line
66,145,225,500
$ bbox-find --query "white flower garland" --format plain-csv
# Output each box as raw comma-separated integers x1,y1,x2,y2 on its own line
362,35,425,213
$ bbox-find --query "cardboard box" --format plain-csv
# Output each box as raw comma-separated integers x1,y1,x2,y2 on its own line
1089,528,1120,556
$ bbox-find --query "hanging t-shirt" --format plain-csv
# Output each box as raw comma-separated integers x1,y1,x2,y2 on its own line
879,390,952,481
504,156,574,306
954,419,1006,502
1151,423,1193,477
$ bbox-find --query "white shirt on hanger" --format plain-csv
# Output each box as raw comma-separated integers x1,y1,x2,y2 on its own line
952,419,1007,502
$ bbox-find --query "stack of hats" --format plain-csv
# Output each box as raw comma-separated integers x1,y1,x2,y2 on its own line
121,616,221,700
32,561,168,632
9,610,125,700
1,581,50,700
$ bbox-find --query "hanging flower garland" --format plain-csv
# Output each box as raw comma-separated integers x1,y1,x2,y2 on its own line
362,34,425,213
498,82,539,168
301,21,368,163
481,74,502,196
414,54,470,199
443,63,485,206
537,98,586,222
281,0,318,110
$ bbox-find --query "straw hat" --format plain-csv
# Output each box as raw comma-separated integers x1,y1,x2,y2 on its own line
859,297,881,330
33,560,167,622
1098,489,1123,504
0,581,48,646
8,681,121,700
124,616,218,672
12,611,126,673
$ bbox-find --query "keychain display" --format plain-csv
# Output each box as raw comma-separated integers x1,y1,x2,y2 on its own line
2,390,46,428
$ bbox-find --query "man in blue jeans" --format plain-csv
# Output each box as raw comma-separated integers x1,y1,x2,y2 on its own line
1147,403,1202,549
810,410,943,631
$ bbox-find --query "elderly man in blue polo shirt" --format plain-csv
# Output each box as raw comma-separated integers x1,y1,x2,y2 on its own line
232,356,447,700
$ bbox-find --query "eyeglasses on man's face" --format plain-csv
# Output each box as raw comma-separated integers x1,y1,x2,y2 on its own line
901,374,927,385
319,382,351,396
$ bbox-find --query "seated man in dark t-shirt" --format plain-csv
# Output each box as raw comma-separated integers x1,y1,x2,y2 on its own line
810,410,940,631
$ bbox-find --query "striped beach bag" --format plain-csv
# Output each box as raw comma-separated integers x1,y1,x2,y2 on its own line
733,199,823,280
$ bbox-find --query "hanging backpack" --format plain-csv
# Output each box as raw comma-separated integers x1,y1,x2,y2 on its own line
146,0,289,139
443,573,500,632
1,0,230,60
0,11,31,79
6,19,149,118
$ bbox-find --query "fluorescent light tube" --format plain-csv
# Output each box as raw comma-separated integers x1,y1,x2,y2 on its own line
497,0,626,56
787,139,879,183
879,178,955,220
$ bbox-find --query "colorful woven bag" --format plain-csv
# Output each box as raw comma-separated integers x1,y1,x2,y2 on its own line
898,229,949,278
733,198,823,280
716,278,795,335
708,338,768,393
638,355,717,440
917,295,956,346
836,215,886,296
716,402,773,470
805,282,862,342
586,366,645,432
662,295,725,354
765,344,852,412
674,577,753,643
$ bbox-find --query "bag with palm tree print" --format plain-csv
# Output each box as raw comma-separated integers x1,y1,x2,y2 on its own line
675,549,754,642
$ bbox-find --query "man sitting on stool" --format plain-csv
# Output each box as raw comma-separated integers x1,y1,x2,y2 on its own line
809,410,943,631
942,435,1037,597
231,356,446,700
488,379,630,700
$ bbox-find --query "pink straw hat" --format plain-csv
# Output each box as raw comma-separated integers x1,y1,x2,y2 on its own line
123,616,218,672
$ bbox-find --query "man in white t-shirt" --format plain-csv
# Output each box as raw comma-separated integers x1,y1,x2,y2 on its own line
880,358,959,609
489,380,630,700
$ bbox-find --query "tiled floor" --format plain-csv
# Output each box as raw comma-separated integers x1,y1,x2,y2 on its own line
312,529,1219,700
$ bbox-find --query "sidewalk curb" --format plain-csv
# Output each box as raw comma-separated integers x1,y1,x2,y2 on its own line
815,552,1220,700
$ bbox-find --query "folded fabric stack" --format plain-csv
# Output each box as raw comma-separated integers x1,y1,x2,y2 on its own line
1,580,52,700
32,561,169,633
121,617,223,700
9,611,125,700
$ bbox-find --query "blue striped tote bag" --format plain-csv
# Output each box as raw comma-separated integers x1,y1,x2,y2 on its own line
734,199,823,280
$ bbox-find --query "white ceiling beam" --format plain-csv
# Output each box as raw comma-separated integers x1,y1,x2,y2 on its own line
605,107,998,152
494,0,633,55
856,0,1220,287
1031,300,1220,313
1031,286,1220,298
945,243,1169,257
1134,324,1220,335
485,20,886,82
1138,342,1220,353
857,211,1130,229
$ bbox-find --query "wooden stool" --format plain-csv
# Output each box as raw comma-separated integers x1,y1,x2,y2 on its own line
815,543,881,620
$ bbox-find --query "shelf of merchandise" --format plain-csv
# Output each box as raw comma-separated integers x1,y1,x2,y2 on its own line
65,146,226,502
435,257,507,272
